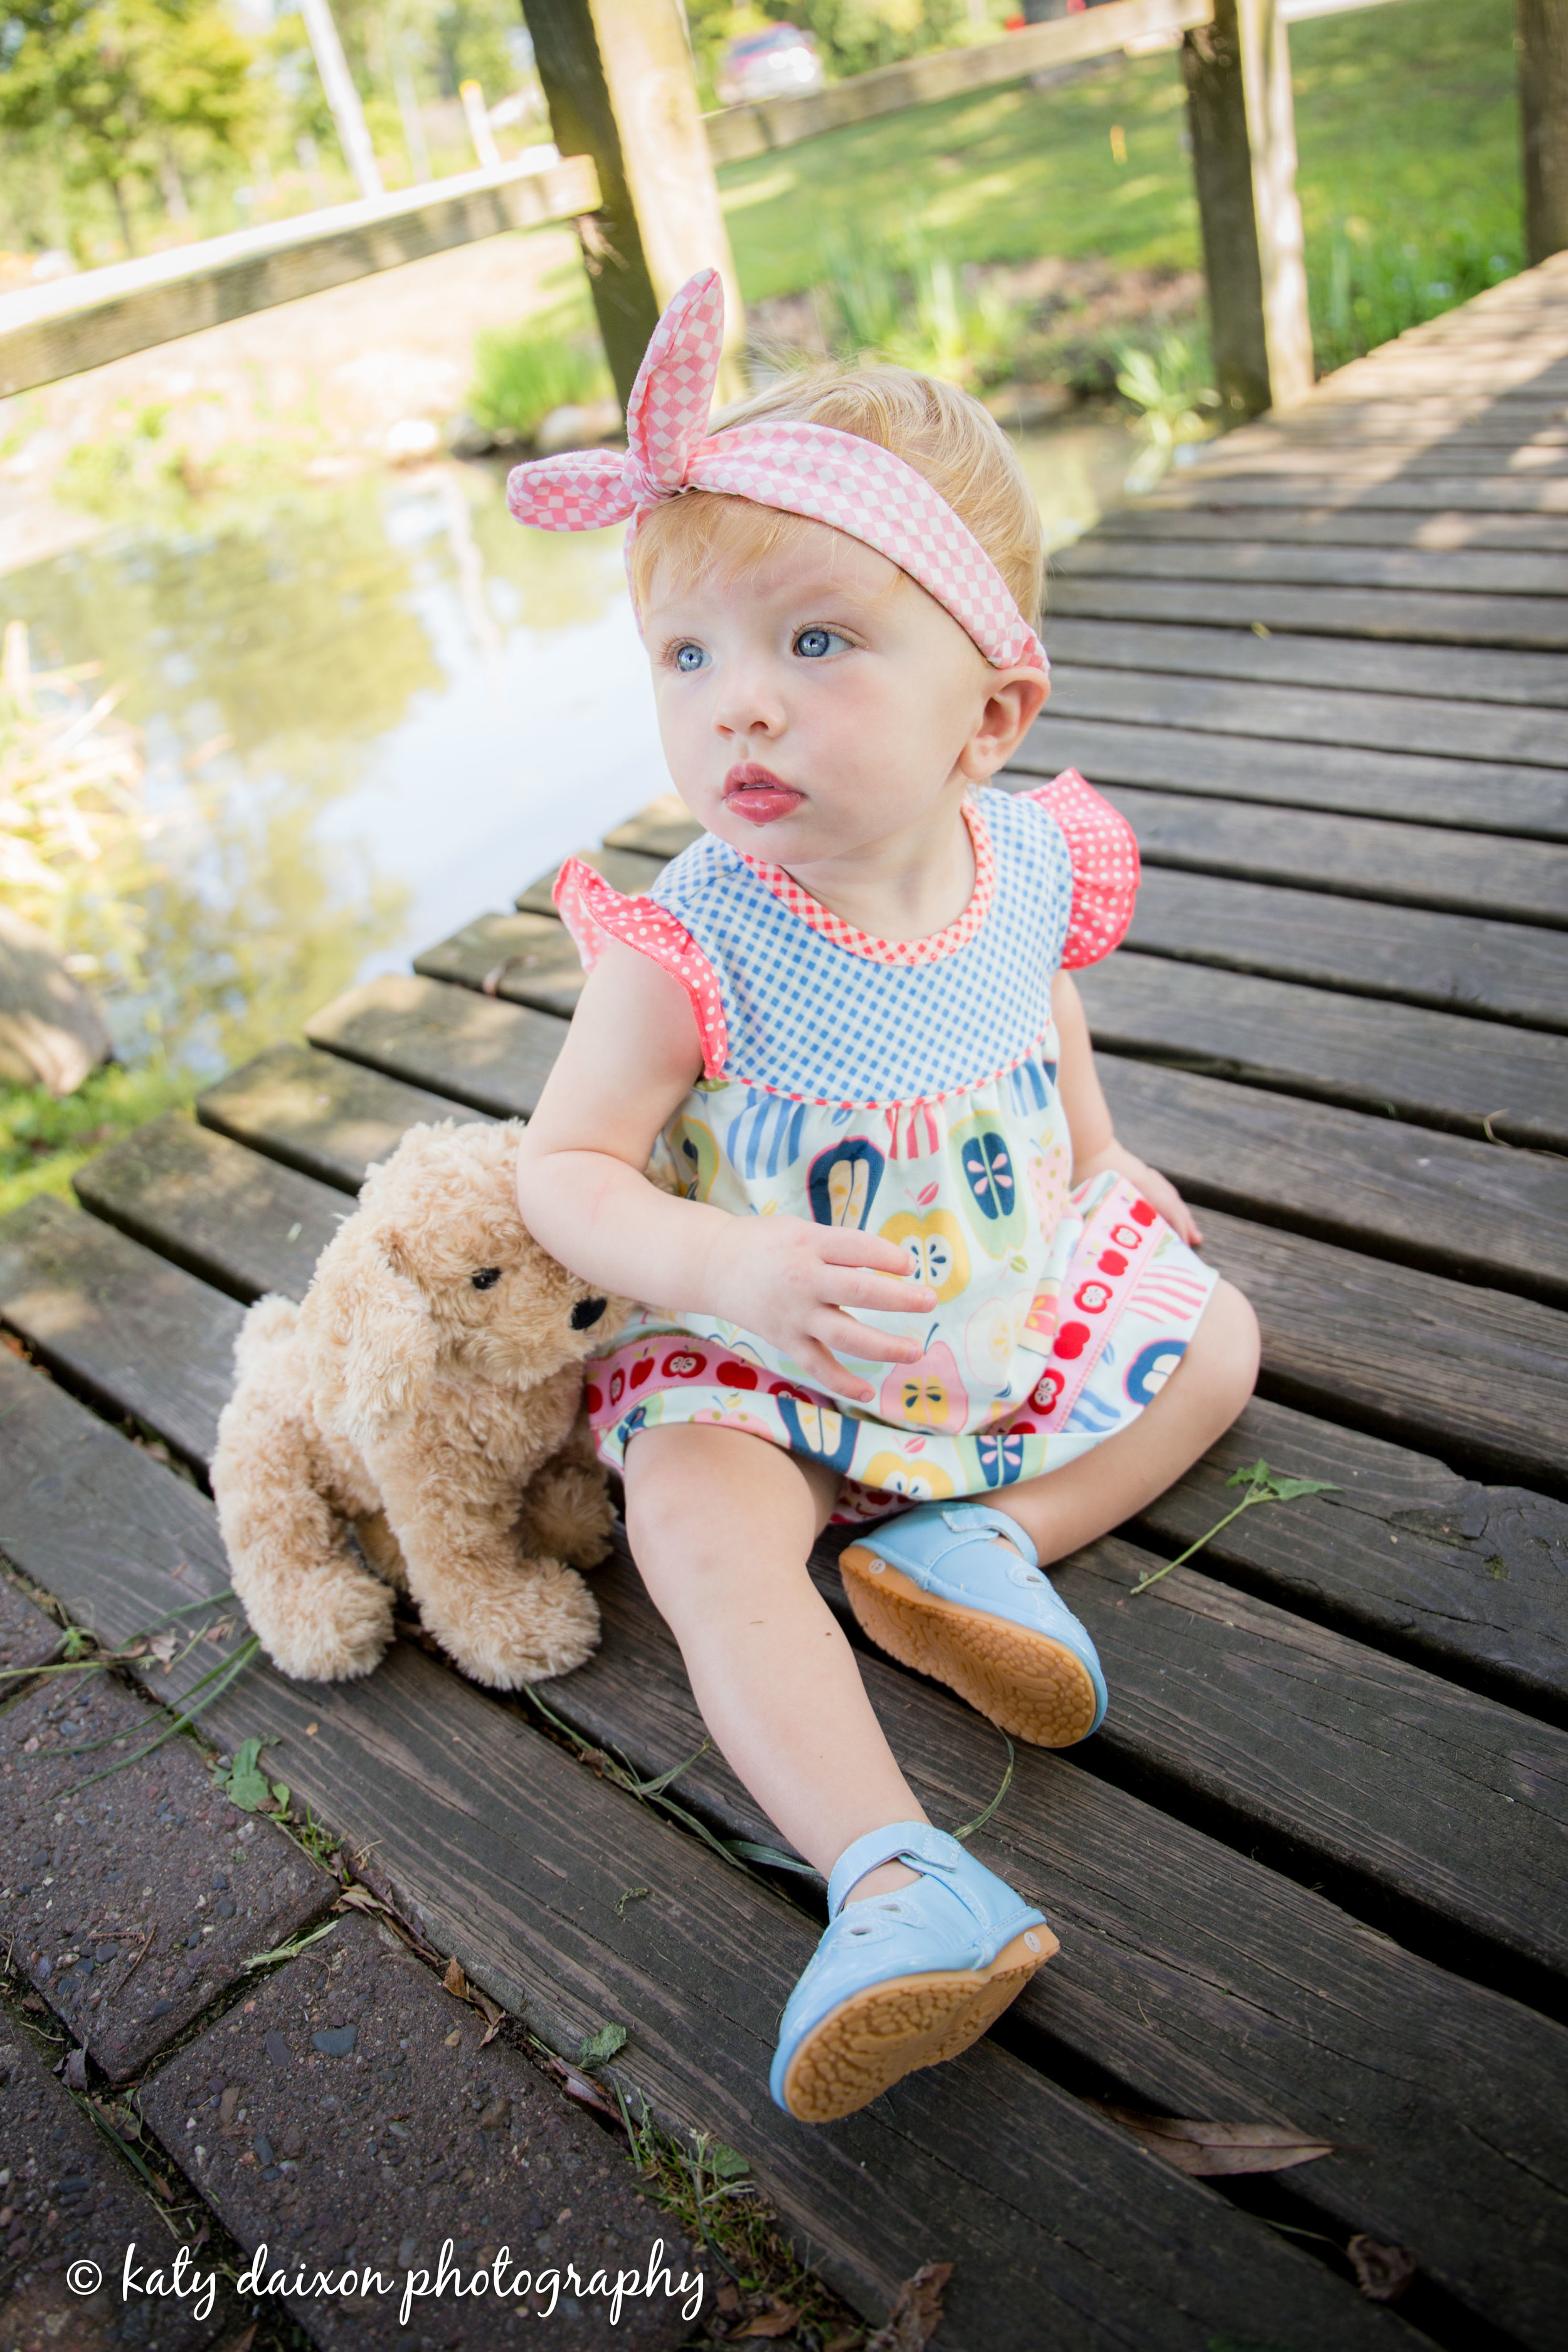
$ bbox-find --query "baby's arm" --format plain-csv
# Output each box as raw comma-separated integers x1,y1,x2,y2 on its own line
515,941,936,1401
1052,971,1203,1247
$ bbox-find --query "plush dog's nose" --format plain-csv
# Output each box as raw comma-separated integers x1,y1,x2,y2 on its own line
570,1296,607,1331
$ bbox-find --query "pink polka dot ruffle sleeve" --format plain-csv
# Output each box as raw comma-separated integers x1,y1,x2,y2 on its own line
554,858,728,1080
1030,770,1140,968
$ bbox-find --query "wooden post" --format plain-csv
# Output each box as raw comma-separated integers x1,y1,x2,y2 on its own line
1183,0,1313,419
299,0,384,202
1519,0,1568,262
522,0,746,408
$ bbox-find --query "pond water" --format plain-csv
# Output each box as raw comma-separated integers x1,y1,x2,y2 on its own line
3,416,1135,1079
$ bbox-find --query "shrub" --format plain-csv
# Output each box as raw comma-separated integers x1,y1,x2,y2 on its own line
467,319,615,443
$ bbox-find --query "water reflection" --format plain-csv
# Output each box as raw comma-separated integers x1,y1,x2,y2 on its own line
2,418,1131,1078
4,460,668,1073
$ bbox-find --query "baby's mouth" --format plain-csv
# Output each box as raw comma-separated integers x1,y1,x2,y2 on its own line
723,763,805,825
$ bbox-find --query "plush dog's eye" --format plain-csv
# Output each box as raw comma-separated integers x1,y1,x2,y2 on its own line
569,1296,607,1330
471,1268,502,1291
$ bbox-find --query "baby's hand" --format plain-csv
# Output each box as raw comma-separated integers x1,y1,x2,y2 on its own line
702,1216,936,1404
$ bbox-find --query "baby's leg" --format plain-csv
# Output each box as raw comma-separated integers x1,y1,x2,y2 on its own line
623,1422,926,1893
998,1275,1260,1567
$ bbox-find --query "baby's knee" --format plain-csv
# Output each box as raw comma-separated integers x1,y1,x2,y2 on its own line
1197,1278,1261,1410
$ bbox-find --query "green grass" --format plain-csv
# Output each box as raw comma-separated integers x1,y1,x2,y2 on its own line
0,1062,197,1220
468,314,615,442
718,0,1522,368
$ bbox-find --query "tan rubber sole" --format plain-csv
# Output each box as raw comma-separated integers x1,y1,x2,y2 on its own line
840,1545,1101,1747
781,1926,1057,2122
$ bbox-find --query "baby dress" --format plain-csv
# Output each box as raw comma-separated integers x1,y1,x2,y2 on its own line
556,770,1218,1522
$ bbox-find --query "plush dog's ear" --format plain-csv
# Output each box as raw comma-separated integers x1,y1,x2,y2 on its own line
315,1222,438,1437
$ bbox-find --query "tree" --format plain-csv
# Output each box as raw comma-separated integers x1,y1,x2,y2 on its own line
0,0,258,254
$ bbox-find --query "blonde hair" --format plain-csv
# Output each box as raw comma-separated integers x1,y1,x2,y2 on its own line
627,361,1044,634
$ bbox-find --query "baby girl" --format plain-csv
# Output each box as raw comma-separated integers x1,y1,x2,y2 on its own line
509,272,1259,2126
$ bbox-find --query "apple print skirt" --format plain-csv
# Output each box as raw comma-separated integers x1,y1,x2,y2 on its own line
560,779,1220,1522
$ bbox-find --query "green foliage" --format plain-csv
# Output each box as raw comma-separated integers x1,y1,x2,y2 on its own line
1309,213,1522,374
0,0,259,255
467,315,614,443
212,1734,287,1812
1131,1460,1339,1596
1110,328,1219,490
0,1062,196,1217
817,230,1025,386
763,0,968,80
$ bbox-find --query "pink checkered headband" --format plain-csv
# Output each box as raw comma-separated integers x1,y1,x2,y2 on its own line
505,267,1049,677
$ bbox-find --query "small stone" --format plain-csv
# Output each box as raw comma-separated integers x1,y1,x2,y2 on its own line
265,2032,290,2069
312,2025,358,2057
218,2087,240,2125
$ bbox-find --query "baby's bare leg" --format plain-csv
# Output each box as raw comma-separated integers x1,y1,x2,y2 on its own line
623,1422,927,1887
997,1276,1260,1566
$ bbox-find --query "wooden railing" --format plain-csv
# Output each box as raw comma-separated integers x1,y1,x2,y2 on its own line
0,152,599,401
704,0,1214,166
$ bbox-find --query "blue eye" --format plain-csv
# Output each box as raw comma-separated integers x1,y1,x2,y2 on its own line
795,627,846,660
673,642,707,672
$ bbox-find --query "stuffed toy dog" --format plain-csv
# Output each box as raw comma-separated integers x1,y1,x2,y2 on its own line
213,1119,623,1688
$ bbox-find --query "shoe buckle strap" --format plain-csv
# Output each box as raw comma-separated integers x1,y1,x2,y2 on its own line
826,1822,962,1917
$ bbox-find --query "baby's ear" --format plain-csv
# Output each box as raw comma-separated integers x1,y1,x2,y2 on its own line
324,1223,439,1435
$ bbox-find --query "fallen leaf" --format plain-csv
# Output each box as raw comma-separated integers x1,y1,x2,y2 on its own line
823,2336,864,2352
737,2307,798,2339
867,2261,953,2352
146,1630,179,1665
333,1885,386,1915
443,2028,462,2048
545,2055,619,2119
1347,2235,1417,2303
443,1956,469,2000
1105,2109,1337,2176
578,2021,628,2067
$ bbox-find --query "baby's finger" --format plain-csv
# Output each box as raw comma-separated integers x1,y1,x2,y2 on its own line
816,1227,926,1279
808,1310,923,1369
820,1266,936,1317
793,1338,877,1404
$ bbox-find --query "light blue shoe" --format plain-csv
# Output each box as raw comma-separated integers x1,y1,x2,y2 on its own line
770,1821,1056,2122
840,1502,1108,1746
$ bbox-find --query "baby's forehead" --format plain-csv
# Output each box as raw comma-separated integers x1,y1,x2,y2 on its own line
641,512,906,617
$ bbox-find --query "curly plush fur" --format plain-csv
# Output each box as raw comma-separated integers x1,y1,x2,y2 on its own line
212,1119,625,1688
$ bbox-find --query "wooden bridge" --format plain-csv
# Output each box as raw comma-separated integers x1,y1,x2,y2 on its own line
2,254,1566,2349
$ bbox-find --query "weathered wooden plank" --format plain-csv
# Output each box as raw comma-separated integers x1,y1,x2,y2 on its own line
0,156,600,400
1080,783,1568,927
0,1190,239,1466
75,1110,346,1301
1045,615,1568,711
1089,504,1568,554
414,910,586,1017
1052,533,1568,597
0,1352,1414,2352
464,864,1568,1033
559,1549,1568,2349
603,797,702,858
304,975,566,1119
1099,1055,1568,1304
1125,869,1568,1029
1015,714,1568,837
1145,470,1568,512
1046,657,1566,766
514,844,667,916
1079,951,1568,1150
198,1039,471,1194
1138,1393,1568,1724
1199,1205,1568,1491
1059,1536,1568,1993
1049,571,1568,650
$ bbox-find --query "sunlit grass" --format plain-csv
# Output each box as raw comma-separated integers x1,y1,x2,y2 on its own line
718,0,1520,373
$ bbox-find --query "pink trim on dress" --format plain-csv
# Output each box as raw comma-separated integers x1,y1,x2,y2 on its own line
553,858,728,1080
1031,770,1140,968
738,797,996,968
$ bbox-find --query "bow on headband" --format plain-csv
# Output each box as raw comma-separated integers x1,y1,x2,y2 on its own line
506,268,1048,675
